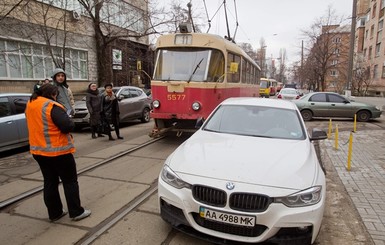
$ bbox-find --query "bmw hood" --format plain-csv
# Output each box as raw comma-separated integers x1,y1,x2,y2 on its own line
168,131,319,190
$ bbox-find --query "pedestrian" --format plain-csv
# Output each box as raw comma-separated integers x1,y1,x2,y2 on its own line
43,78,51,84
33,80,43,93
51,68,74,116
86,82,104,139
25,83,91,222
101,83,123,140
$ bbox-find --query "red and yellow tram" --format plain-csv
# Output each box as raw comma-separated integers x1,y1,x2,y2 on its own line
150,32,261,136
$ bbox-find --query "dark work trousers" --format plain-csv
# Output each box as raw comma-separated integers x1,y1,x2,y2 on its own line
33,153,85,219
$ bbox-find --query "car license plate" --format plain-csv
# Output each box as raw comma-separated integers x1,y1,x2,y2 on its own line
199,206,255,227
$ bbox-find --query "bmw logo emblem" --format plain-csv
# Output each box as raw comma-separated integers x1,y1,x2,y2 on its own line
226,182,235,190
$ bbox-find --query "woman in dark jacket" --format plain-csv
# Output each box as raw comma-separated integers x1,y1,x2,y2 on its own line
101,83,123,140
86,82,104,139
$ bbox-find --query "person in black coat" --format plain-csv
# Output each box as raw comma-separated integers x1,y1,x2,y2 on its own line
101,83,123,140
86,82,104,139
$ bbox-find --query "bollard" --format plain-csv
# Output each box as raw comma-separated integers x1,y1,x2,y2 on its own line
328,119,332,139
353,114,357,132
334,124,339,150
347,131,353,171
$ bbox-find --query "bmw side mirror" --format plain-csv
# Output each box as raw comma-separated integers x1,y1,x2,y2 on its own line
310,128,327,141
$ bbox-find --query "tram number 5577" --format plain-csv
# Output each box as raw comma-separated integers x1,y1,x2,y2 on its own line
167,94,186,100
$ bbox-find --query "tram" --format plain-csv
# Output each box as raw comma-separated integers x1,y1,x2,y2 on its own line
149,29,261,136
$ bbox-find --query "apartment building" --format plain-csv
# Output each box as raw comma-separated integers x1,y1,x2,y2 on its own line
0,0,150,94
323,25,351,92
355,0,385,96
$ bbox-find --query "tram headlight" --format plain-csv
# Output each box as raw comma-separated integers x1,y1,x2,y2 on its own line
192,101,201,111
153,100,160,108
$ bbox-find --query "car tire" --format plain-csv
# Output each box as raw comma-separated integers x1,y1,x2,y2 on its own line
141,107,151,123
356,110,370,122
301,110,313,121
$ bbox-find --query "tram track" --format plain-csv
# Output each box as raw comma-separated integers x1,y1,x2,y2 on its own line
0,136,165,210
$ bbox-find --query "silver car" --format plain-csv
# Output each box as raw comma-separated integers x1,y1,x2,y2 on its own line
72,86,152,127
0,93,31,152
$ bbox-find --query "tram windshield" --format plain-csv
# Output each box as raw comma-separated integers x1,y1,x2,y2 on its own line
260,80,270,88
154,48,225,82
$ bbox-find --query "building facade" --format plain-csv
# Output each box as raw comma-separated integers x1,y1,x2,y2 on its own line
0,0,151,94
355,0,385,96
323,25,351,93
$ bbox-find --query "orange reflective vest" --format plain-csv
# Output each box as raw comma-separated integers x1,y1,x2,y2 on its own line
25,97,75,156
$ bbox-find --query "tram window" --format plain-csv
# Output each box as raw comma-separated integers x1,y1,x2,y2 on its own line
207,50,225,82
227,53,240,83
154,48,210,82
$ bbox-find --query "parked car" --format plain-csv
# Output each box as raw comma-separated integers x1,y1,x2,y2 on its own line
158,97,328,244
0,93,31,152
293,92,382,122
72,86,152,127
276,88,301,100
283,83,297,89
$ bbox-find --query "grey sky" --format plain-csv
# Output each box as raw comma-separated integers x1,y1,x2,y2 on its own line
159,0,353,65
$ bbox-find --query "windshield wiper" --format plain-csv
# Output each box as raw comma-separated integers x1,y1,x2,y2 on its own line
187,58,204,83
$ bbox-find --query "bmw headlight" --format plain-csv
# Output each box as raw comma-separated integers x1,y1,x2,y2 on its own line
161,165,191,189
153,100,160,108
275,186,322,207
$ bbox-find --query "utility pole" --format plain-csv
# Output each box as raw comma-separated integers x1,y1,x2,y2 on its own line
347,0,357,94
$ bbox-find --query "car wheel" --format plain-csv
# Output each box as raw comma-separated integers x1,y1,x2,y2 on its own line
141,108,150,123
356,110,370,122
301,110,313,121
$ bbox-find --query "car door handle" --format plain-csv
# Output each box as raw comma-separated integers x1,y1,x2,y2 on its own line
310,103,315,105
331,104,336,106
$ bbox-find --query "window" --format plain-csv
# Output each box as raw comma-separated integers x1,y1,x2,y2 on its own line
372,3,377,18
332,37,341,43
370,25,375,39
0,97,11,117
12,96,29,114
227,53,241,83
331,60,338,66
374,64,379,78
369,46,373,59
381,65,385,77
309,93,327,102
328,94,345,103
0,39,88,80
333,48,340,55
376,43,381,56
330,70,338,76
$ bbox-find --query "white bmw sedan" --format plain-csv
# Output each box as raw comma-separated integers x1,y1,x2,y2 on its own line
158,97,327,245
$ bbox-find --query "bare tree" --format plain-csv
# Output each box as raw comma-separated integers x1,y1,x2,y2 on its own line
275,48,287,83
238,42,257,62
0,0,76,75
352,55,375,96
300,6,349,91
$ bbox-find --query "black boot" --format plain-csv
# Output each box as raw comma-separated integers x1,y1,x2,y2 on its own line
108,133,115,141
115,127,123,139
91,126,97,139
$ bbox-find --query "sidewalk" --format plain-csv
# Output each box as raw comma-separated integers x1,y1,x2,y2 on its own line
320,129,385,245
